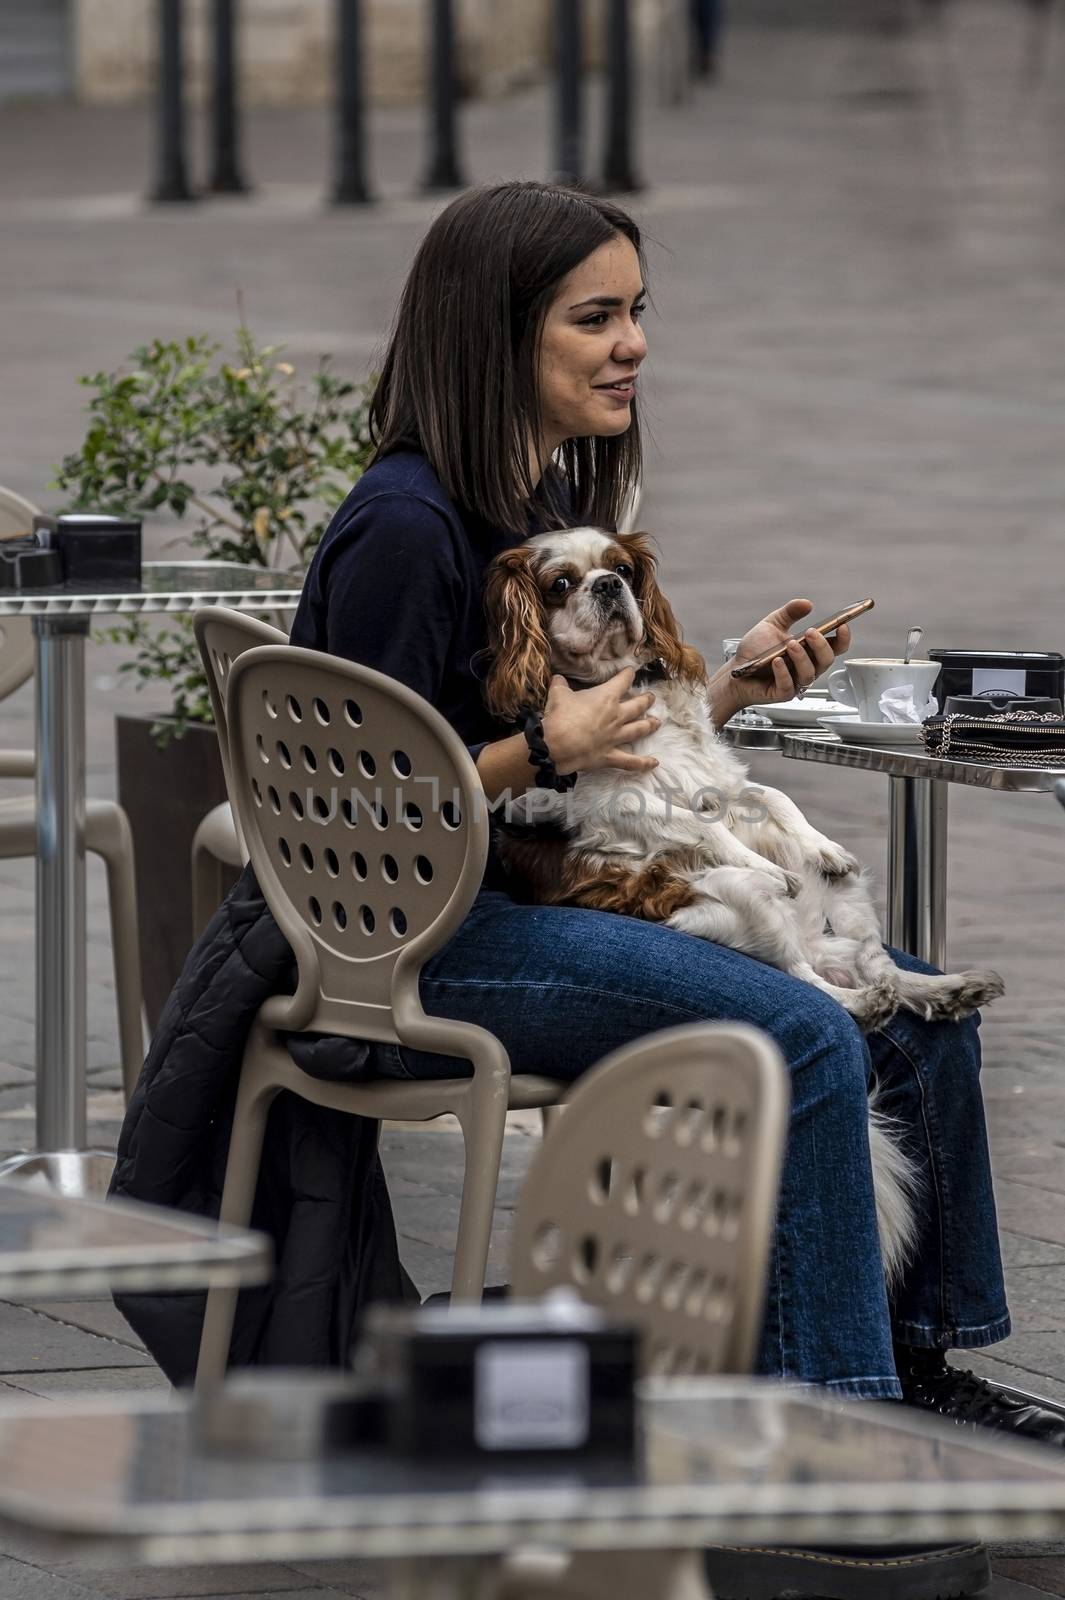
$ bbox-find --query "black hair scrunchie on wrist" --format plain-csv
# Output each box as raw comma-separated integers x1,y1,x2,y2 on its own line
519,707,579,792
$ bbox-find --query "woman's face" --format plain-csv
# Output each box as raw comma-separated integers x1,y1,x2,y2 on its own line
536,235,647,462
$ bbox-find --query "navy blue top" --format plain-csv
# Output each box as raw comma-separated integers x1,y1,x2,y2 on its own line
291,450,521,767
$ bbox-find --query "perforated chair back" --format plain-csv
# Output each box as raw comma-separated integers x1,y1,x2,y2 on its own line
227,644,490,1037
193,608,289,787
0,488,40,701
510,1022,789,1377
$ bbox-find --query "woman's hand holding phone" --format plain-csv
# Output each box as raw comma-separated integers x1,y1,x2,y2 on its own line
711,598,855,723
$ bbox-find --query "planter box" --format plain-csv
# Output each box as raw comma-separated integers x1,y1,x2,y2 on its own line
116,714,239,1033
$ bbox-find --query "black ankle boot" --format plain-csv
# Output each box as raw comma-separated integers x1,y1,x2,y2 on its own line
896,1344,1065,1447
704,1542,989,1600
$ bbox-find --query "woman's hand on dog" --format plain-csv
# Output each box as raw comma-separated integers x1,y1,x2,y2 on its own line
723,599,852,714
542,668,661,774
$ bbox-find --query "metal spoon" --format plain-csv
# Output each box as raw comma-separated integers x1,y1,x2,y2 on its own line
904,626,923,665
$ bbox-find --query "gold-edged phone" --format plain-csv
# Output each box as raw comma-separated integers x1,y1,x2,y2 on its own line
729,598,874,680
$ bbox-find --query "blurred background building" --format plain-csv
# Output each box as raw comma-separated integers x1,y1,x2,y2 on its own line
2,0,565,108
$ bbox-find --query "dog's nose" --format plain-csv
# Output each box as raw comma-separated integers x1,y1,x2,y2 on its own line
592,574,623,598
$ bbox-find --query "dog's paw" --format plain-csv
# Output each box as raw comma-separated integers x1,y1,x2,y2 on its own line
751,864,802,900
813,841,860,880
845,980,900,1033
923,968,1005,1022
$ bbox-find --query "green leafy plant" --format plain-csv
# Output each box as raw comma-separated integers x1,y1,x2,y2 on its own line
55,327,374,742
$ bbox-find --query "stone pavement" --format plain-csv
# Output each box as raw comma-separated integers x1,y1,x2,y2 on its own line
3,1,1065,1593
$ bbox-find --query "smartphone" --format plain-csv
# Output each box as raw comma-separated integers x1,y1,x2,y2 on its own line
730,598,874,679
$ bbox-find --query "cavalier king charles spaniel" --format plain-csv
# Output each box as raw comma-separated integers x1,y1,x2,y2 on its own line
482,527,1005,1285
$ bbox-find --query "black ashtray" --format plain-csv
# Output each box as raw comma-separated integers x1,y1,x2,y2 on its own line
34,513,142,585
355,1296,638,1462
0,537,63,590
943,694,1064,718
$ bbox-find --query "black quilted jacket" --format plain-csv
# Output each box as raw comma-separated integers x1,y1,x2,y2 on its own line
109,864,415,1385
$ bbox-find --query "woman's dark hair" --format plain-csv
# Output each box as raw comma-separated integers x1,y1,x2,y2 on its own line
368,181,644,536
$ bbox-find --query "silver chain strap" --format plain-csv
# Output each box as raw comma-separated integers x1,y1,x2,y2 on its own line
934,709,1065,765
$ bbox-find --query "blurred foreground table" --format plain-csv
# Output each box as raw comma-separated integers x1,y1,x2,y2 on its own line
2,1380,1065,1596
0,562,303,1196
780,731,1065,968
0,1176,271,1297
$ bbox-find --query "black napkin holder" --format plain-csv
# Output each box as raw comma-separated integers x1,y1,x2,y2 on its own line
33,512,142,585
0,534,63,590
356,1299,638,1461
929,650,1065,711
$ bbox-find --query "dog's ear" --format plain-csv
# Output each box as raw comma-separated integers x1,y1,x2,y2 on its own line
483,546,553,719
619,531,706,684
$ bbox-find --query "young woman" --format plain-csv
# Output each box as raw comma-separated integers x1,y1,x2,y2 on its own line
290,181,1061,1597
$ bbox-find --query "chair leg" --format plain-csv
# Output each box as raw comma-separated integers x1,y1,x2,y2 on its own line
195,1063,279,1391
93,812,147,1103
451,1086,510,1303
540,1105,564,1138
191,836,224,941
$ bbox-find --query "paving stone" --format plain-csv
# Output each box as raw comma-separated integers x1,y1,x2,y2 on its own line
21,1302,146,1351
1,1366,170,1398
288,1562,387,1599
0,1554,98,1597
967,1339,1065,1396
395,1233,461,1302
0,1304,151,1373
996,1269,1065,1333
995,1186,1065,1251
47,1565,327,1598
986,1577,1064,1600
994,1560,1065,1598
1000,1234,1065,1270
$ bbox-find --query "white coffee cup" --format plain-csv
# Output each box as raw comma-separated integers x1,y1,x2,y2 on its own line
827,659,940,724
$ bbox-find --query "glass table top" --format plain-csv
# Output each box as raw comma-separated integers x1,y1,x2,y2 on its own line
1,1380,1065,1562
0,1178,272,1296
0,562,304,618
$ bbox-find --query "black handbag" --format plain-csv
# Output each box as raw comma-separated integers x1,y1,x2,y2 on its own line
923,700,1065,767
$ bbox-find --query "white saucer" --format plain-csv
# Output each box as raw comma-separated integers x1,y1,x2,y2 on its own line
816,715,926,746
762,698,851,729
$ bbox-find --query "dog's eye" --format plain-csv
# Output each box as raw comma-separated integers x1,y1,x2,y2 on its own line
615,562,634,581
549,575,571,596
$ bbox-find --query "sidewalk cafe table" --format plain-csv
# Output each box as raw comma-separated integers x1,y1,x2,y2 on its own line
0,1175,271,1298
0,563,304,1195
2,1381,1065,1597
778,732,1065,969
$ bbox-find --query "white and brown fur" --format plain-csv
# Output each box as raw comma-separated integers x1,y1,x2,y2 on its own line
483,528,1006,1288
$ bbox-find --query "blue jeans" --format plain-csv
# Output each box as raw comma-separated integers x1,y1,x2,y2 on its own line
371,890,1010,1399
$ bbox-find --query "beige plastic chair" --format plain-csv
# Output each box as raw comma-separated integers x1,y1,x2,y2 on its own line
0,488,144,1100
468,1024,786,1600
190,608,288,936
511,1021,789,1377
195,643,566,1387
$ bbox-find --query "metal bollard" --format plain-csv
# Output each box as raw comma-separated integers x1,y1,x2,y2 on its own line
332,0,372,203
208,0,250,193
422,0,467,192
601,0,641,193
151,0,195,202
554,0,583,186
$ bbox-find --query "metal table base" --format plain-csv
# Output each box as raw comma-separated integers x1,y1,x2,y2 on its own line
0,563,304,1196
887,774,948,968
0,619,110,1194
